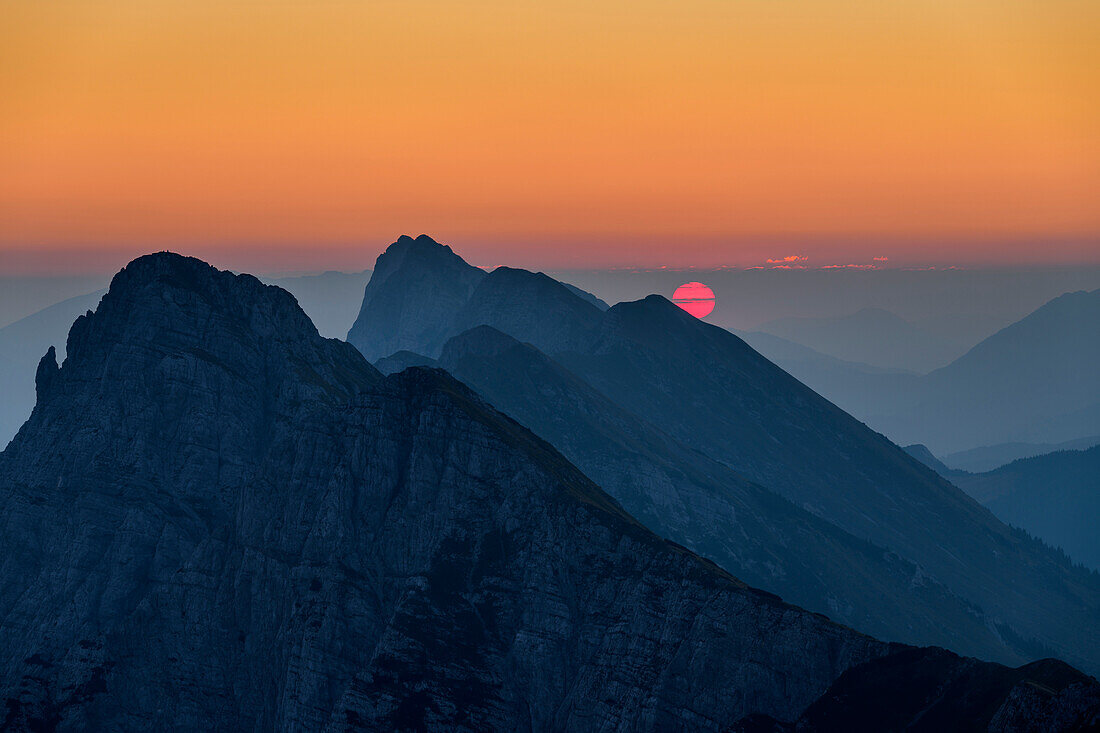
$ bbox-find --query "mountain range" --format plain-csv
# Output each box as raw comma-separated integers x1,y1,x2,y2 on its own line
940,436,1100,474
953,446,1100,571
7,252,1098,728
347,235,1100,676
804,289,1100,455
425,325,1008,660
907,444,1100,572
755,307,972,372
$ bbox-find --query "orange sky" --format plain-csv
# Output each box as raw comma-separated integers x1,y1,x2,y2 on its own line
1,0,1098,272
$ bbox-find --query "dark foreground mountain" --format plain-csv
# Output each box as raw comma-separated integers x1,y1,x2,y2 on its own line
348,236,1100,675
734,647,1100,732
0,253,900,730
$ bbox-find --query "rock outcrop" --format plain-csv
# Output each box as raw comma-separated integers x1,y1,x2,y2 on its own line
346,234,486,361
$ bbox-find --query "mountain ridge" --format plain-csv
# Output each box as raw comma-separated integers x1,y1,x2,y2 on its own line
348,235,1100,675
757,306,968,372
436,325,1022,662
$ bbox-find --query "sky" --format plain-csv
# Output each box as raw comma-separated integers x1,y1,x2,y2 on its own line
2,0,1098,274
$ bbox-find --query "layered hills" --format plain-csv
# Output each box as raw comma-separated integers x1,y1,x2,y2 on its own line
348,235,1100,675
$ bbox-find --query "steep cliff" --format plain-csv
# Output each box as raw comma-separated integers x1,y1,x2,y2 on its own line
346,234,485,361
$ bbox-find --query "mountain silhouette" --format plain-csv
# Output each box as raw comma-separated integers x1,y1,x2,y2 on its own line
3,252,1098,729
950,446,1100,571
757,307,969,372
902,444,955,476
452,267,604,354
264,268,372,338
743,290,1100,456
434,325,1014,661
1,252,898,729
347,234,486,360
348,236,1100,675
836,288,1100,454
942,435,1100,473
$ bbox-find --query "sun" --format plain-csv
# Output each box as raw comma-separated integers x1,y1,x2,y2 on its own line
672,282,715,318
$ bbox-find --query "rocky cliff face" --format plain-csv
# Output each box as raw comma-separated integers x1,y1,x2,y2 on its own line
347,237,1100,675
1,253,895,731
346,234,486,361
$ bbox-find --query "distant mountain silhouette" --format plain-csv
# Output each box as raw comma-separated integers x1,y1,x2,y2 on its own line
373,349,438,375
264,268,371,338
561,281,609,310
347,235,608,361
0,289,104,449
347,236,1100,674
942,435,1100,473
902,444,955,476
860,288,1100,454
734,329,922,413
757,307,969,372
950,446,1100,571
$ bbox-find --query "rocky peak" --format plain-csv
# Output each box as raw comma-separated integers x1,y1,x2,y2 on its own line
33,346,59,404
347,235,485,360
5,252,1100,730
8,251,379,467
64,252,323,362
369,234,473,282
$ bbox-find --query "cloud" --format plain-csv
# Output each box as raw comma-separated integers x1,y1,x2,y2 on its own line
766,255,808,264
873,256,889,262
822,263,877,269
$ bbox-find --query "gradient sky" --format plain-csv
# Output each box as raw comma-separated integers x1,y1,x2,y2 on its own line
2,0,1098,273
